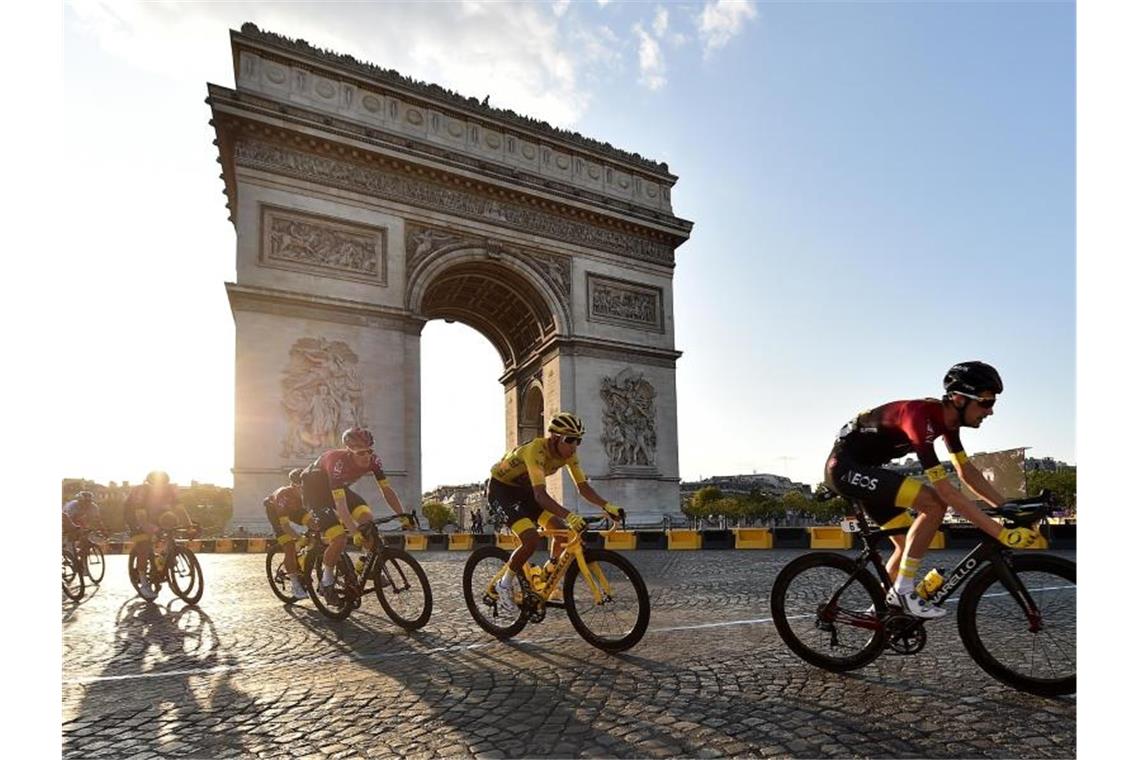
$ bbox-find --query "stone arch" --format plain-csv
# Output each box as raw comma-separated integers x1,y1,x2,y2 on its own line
406,246,570,374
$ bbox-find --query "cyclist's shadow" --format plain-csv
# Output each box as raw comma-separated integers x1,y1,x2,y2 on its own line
65,598,253,758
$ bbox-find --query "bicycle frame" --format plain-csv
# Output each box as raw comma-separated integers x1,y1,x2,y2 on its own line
827,506,1045,633
487,520,619,609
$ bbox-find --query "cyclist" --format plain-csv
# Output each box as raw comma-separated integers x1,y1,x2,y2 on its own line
487,411,624,614
823,361,1040,619
263,468,311,600
62,490,105,548
125,471,194,600
302,427,414,602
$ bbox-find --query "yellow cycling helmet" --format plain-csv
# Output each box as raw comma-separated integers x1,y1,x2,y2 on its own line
547,412,586,438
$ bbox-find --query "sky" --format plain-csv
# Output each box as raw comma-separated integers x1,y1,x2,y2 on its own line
56,0,1076,491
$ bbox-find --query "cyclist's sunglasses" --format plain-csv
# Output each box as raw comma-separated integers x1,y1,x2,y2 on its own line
561,436,583,446
958,392,997,409
350,448,374,456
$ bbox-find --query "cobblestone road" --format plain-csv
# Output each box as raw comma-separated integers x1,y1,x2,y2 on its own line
63,549,1075,758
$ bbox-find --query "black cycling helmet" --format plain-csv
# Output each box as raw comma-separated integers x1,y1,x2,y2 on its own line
943,361,1003,397
288,468,304,486
547,412,586,437
145,470,170,486
76,491,95,503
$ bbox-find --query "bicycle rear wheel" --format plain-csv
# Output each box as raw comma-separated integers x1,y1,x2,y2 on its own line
462,545,527,639
63,549,85,601
84,543,105,584
374,548,432,630
307,553,358,620
168,546,204,605
770,552,887,672
957,554,1076,696
563,549,650,652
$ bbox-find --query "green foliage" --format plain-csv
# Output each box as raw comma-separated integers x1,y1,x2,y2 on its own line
691,486,723,511
1027,468,1077,510
422,500,457,532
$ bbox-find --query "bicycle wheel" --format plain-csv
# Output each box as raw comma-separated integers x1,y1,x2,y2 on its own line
265,544,297,603
462,545,527,639
770,552,887,672
306,552,358,620
168,546,204,605
562,548,651,652
957,554,1076,696
62,549,85,601
127,544,157,600
84,543,105,584
374,548,433,630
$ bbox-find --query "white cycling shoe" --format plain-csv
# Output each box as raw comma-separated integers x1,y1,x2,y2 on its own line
290,577,308,600
139,580,158,601
495,574,519,616
886,587,947,619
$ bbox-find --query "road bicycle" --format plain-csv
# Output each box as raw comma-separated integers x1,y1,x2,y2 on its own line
128,525,204,605
62,544,85,602
770,490,1075,696
463,513,650,653
72,529,106,585
304,511,432,630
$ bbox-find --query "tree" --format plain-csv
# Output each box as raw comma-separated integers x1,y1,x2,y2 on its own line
422,500,457,532
1027,468,1077,511
691,486,723,512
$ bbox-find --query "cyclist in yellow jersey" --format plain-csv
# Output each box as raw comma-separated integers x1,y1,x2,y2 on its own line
487,411,624,614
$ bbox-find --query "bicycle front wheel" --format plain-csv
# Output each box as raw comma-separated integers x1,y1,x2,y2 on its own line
168,546,204,605
374,548,432,631
63,549,85,601
957,554,1076,696
563,549,650,652
463,545,527,639
770,552,887,672
265,544,296,604
84,543,105,584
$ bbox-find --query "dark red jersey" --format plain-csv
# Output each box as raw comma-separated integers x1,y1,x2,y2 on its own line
268,485,304,517
307,449,387,490
835,398,964,470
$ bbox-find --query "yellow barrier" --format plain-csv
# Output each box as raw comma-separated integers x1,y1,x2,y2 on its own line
496,533,521,550
928,531,946,550
449,533,474,551
247,538,268,552
809,527,853,549
732,528,773,549
666,529,702,550
186,539,202,552
404,534,428,551
604,530,637,551
215,538,234,553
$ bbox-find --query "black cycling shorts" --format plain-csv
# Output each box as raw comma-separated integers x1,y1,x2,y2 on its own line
487,479,555,535
263,498,311,545
301,469,368,539
823,445,922,529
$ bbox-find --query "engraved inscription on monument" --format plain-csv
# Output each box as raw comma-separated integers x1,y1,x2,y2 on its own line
280,337,366,458
600,368,658,471
260,205,388,285
587,274,663,332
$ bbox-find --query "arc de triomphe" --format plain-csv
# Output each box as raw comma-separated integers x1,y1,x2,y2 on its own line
207,25,692,528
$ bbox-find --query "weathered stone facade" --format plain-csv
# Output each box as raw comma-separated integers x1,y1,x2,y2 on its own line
209,24,692,527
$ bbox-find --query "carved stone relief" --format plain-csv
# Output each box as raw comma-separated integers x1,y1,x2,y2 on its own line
236,138,673,265
280,337,366,458
260,205,387,285
405,222,571,314
587,274,663,332
600,368,658,470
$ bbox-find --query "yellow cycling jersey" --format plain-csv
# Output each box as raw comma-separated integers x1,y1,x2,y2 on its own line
490,437,588,488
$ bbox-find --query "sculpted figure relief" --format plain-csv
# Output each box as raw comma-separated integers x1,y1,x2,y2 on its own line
281,338,366,457
600,369,658,468
268,215,379,276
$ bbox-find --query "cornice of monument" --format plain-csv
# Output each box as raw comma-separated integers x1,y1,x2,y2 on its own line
232,23,674,178
207,84,691,239
225,282,425,333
